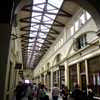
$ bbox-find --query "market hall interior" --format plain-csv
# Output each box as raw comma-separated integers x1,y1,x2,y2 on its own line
0,0,100,100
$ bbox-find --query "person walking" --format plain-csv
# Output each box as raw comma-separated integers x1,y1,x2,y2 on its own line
87,84,94,100
15,81,24,100
61,85,69,100
71,84,82,100
52,83,60,100
39,84,48,100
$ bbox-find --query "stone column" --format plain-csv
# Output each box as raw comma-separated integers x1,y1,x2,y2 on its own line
64,62,69,88
59,67,61,88
40,75,42,83
0,23,11,100
77,63,81,86
44,73,46,85
50,69,53,92
85,60,89,85
9,62,15,100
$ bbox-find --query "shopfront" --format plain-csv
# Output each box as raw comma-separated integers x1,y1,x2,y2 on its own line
69,64,77,90
53,70,59,87
80,61,87,91
59,65,65,88
88,55,100,97
46,72,51,91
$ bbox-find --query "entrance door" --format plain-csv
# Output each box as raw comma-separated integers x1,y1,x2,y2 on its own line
81,75,87,91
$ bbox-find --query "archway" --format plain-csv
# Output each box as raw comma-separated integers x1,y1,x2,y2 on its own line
64,0,100,28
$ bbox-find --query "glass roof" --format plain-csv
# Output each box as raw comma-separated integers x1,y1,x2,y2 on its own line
27,0,63,67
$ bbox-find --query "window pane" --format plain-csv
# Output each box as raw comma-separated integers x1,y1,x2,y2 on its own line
78,34,87,49
71,26,74,36
86,11,91,20
75,20,79,32
80,13,86,25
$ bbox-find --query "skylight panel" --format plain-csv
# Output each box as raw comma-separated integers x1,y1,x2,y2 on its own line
41,25,49,30
31,18,40,22
34,51,38,54
29,38,35,42
47,5,55,10
45,25,52,28
33,25,40,29
27,0,64,66
29,32,37,37
33,6,43,11
30,26,39,31
32,12,41,17
47,5,58,13
43,16,51,22
28,46,32,50
48,9,58,13
35,46,40,50
38,32,47,38
37,4,45,10
48,0,63,8
45,14,56,20
28,43,33,46
36,43,42,47
37,38,44,43
34,0,45,4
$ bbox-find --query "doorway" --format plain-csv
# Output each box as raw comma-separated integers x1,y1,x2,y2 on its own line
81,74,87,91
80,61,87,91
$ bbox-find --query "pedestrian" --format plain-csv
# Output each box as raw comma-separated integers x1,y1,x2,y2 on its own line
61,85,69,100
15,81,23,100
71,84,82,100
87,84,94,100
39,84,48,100
52,83,59,100
37,83,41,100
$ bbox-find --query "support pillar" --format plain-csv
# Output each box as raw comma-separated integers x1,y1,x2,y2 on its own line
59,68,61,88
44,73,46,85
64,62,69,88
40,75,42,83
85,60,89,85
77,63,81,86
0,23,11,100
9,62,15,100
50,69,53,92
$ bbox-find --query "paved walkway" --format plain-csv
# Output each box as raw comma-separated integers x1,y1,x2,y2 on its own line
32,96,63,100
32,92,63,100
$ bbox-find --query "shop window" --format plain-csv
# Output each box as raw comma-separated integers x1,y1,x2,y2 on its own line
88,56,100,97
80,62,85,74
47,72,51,91
53,71,56,86
80,62,87,91
53,71,59,87
69,64,77,90
59,66,65,88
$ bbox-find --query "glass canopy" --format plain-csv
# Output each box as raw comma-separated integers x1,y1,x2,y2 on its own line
26,0,63,67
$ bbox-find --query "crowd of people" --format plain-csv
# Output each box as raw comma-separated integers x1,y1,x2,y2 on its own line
14,81,95,100
15,81,49,100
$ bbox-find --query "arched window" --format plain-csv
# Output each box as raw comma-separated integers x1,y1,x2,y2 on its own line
56,54,61,64
47,63,50,70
